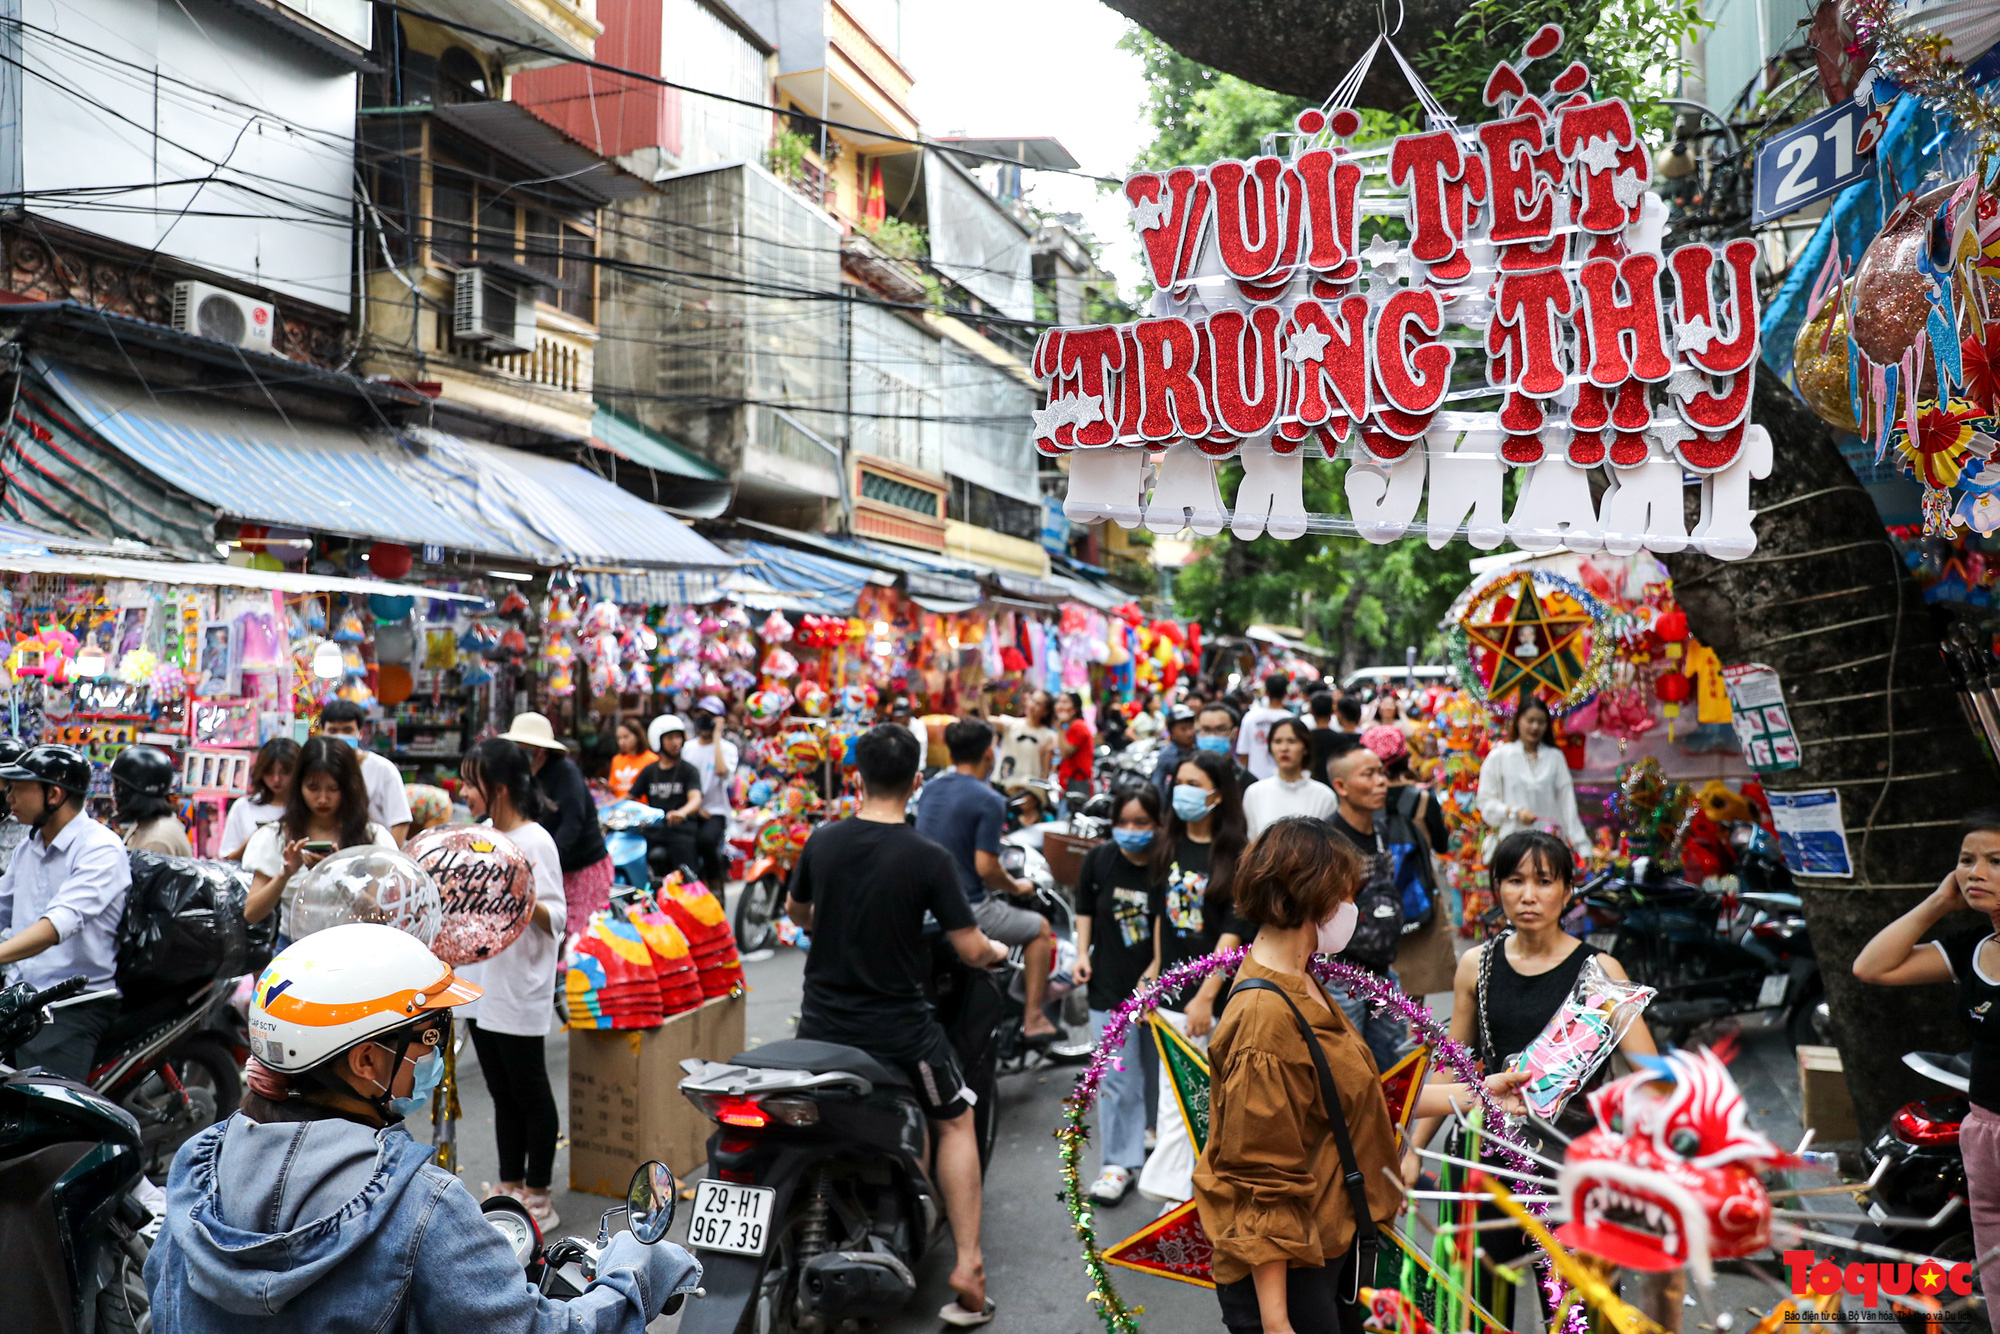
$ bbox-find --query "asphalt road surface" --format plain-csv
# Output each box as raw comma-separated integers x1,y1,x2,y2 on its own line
417,928,1847,1333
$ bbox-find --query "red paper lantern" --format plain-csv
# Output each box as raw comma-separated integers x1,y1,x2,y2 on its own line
1653,671,1691,704
368,541,413,580
1654,608,1689,644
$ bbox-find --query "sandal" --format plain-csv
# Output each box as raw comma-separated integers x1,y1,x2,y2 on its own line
522,1191,560,1229
1088,1165,1132,1204
939,1298,997,1327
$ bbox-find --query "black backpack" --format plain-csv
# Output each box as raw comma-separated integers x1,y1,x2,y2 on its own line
1338,822,1404,972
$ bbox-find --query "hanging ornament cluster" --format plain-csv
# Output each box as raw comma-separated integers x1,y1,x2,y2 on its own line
1041,26,1771,560
1849,0,2000,147
1811,178,2000,536
1441,566,1622,718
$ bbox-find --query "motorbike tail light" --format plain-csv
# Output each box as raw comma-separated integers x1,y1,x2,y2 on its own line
1893,1102,1963,1146
692,1093,770,1128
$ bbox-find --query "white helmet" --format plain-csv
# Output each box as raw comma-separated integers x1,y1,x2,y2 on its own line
247,922,480,1073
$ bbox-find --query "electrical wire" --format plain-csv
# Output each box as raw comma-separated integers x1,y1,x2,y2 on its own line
366,0,1125,186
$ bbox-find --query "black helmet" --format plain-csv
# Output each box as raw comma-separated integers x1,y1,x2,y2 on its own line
0,737,27,768
110,744,176,798
0,744,93,796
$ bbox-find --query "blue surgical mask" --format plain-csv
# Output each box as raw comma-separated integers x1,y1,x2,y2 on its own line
385,1045,444,1119
1112,827,1155,853
331,732,361,749
1172,785,1214,823
1195,734,1232,755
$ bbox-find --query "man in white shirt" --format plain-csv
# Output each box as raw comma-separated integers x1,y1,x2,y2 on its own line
0,744,132,1078
684,698,739,886
319,700,412,844
1236,672,1297,783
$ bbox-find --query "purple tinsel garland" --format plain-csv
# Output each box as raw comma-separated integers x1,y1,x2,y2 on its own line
1061,947,1585,1332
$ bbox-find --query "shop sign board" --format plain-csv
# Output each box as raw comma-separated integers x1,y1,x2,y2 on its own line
1767,788,1853,878
1720,662,1801,772
1041,494,1070,554
1751,98,1876,224
1038,41,1771,560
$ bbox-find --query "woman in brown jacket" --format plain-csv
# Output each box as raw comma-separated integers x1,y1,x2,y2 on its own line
1194,817,1522,1334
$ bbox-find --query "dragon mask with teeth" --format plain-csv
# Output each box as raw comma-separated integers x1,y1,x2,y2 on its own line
1555,1047,1793,1280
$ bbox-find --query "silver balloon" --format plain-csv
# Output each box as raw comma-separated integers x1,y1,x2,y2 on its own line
287,845,444,947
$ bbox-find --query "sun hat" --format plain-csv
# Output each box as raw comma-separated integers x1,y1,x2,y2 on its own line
496,711,567,751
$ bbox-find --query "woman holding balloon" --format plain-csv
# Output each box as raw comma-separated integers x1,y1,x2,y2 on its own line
454,737,568,1229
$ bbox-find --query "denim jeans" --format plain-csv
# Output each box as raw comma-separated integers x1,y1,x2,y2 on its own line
1328,972,1409,1073
1090,1009,1148,1171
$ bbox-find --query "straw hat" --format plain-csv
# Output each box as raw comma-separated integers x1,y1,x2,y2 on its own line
497,711,566,751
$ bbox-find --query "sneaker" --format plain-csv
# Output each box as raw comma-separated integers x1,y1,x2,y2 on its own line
523,1191,560,1230
1088,1165,1132,1204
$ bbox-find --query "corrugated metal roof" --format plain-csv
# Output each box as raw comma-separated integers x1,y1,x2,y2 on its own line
430,103,655,203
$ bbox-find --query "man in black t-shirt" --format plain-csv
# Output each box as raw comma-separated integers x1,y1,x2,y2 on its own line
785,724,1008,1323
1326,746,1414,1071
633,715,703,877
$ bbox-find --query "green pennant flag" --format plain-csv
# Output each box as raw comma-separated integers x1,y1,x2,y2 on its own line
1150,1014,1211,1152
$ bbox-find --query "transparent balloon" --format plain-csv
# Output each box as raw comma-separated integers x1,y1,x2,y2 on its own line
287,846,444,947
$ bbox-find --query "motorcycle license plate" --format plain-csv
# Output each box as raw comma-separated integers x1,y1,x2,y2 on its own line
688,1180,775,1255
1757,973,1789,1008
1585,931,1618,953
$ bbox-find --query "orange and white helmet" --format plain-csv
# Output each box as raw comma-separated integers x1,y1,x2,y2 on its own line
247,922,481,1073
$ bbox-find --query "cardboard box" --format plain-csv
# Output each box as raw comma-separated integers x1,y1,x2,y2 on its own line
568,992,746,1197
1797,1044,1860,1143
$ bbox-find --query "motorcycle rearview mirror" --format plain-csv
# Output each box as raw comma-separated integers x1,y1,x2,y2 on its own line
597,1159,678,1248
628,1160,677,1243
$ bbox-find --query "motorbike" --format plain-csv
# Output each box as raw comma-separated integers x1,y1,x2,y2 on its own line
483,1159,697,1309
0,974,153,1334
672,852,1067,1333
675,1037,946,1334
1857,1051,1978,1331
732,808,820,954
90,975,248,1178
1576,860,1822,1047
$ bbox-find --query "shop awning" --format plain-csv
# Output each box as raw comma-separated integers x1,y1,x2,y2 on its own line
590,408,724,480
399,428,737,569
1049,574,1125,612
37,363,737,571
830,537,986,601
722,540,883,614
575,567,732,606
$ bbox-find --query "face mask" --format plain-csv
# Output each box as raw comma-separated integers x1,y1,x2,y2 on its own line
1195,734,1233,755
1316,900,1360,956
331,733,361,749
1112,827,1154,853
378,1044,444,1119
1172,785,1214,823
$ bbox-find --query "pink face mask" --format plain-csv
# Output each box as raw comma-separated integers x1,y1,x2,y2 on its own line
1316,901,1359,955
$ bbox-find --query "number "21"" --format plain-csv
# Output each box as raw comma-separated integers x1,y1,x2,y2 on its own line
1774,113,1857,205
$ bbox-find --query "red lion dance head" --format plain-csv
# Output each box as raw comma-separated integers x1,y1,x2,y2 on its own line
1556,1047,1793,1281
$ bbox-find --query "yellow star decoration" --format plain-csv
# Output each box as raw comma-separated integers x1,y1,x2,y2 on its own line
1462,573,1594,706
1917,1262,1947,1294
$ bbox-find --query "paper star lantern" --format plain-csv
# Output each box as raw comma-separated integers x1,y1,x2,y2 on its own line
1444,567,1620,719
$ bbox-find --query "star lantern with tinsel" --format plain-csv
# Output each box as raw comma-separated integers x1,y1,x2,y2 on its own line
1446,569,1616,721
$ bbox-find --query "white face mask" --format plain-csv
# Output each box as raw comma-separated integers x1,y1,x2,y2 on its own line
1316,900,1359,956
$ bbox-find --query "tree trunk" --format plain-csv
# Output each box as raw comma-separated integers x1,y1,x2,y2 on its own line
1662,364,1997,1133
1334,573,1371,681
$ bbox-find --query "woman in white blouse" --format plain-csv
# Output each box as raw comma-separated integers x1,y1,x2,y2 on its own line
1241,717,1336,838
455,737,568,1230
1476,696,1588,851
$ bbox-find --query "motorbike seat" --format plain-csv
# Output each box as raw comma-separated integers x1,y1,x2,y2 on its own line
729,1039,910,1090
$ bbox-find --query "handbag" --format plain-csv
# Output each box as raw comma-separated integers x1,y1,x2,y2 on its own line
1230,978,1381,1301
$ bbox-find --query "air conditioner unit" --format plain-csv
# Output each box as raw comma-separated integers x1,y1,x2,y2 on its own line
453,268,535,355
170,281,275,352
